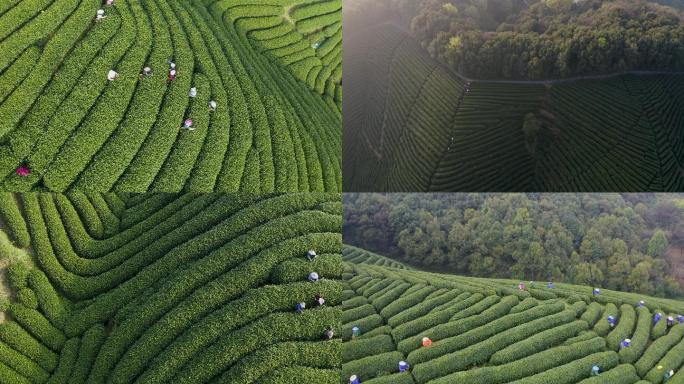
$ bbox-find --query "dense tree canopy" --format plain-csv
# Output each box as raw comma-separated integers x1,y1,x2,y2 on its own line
344,193,684,298
395,0,684,80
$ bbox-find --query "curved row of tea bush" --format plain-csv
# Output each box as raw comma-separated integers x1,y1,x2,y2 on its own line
343,23,684,192
0,192,343,383
342,245,684,383
0,0,341,192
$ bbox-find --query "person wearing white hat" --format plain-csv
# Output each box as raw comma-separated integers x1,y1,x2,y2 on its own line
96,9,106,21
208,100,217,111
107,69,118,81
308,272,319,282
189,87,197,98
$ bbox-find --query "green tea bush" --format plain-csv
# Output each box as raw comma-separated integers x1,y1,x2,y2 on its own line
619,306,651,364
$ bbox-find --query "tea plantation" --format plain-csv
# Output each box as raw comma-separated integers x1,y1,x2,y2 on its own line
0,0,341,192
342,245,684,383
0,192,343,383
343,24,684,192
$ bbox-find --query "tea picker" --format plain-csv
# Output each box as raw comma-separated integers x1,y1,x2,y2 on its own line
607,315,616,328
306,249,317,261
352,326,360,338
294,302,305,313
181,119,194,131
654,312,662,325
590,365,600,376
620,339,631,349
398,361,409,373
308,272,319,282
348,375,360,384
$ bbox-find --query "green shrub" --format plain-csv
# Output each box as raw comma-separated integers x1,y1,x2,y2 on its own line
342,351,405,382
643,332,684,383
580,302,603,327
489,320,588,365
398,295,514,355
258,366,339,384
46,338,79,384
635,323,684,376
9,303,65,351
0,194,30,248
619,306,651,364
15,288,37,310
594,303,619,336
343,335,396,363
606,304,636,351
426,338,608,383
577,364,640,384
0,321,57,372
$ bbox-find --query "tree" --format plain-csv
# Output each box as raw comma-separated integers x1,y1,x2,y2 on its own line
647,230,668,258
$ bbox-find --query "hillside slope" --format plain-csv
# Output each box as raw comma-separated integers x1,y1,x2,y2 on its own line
0,0,341,192
343,23,684,192
0,193,343,383
342,246,684,384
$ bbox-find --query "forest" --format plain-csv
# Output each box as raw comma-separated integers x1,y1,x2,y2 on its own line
358,0,684,80
344,194,684,299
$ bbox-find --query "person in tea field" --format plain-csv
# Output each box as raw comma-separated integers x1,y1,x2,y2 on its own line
314,294,325,306
654,313,662,325
95,9,106,22
607,315,616,328
306,249,317,261
547,281,554,289
141,66,152,77
398,361,409,373
15,163,30,177
209,100,217,112
181,119,194,131
590,365,600,376
593,288,600,296
107,69,119,81
351,326,360,338
348,375,360,384
666,316,674,327
620,339,631,349
189,87,197,98
678,315,684,324
637,300,645,308
323,327,334,340
294,302,305,313
308,272,319,282
518,282,525,290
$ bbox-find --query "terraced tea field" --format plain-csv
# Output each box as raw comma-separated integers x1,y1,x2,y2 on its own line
343,24,684,192
0,0,341,192
0,192,343,383
342,246,684,383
